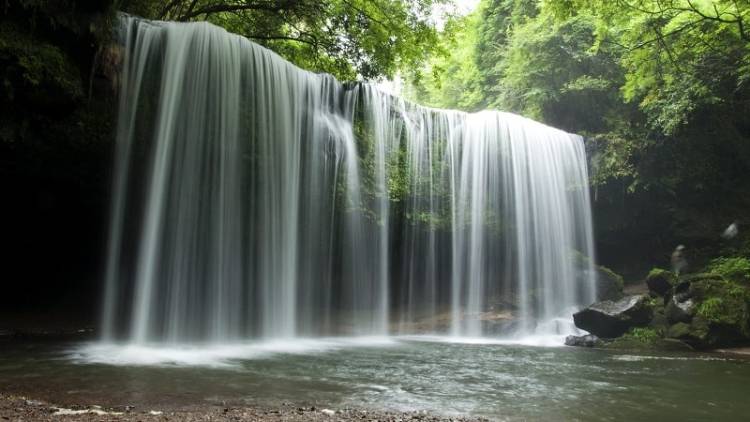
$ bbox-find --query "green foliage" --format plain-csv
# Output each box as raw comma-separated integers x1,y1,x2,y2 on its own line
691,278,750,335
410,1,630,131
606,326,663,349
647,295,662,308
626,326,661,342
1,1,116,147
123,0,445,81
582,0,750,136
0,23,83,103
648,268,665,278
697,297,725,322
706,257,750,284
405,9,485,110
647,267,677,284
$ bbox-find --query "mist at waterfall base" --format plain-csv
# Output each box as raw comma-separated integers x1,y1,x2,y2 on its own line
83,15,597,365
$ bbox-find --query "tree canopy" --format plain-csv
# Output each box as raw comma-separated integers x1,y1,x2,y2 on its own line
120,0,447,80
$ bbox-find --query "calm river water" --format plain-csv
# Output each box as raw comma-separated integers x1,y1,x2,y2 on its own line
1,337,748,421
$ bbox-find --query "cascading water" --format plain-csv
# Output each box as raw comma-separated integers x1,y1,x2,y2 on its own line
101,16,597,344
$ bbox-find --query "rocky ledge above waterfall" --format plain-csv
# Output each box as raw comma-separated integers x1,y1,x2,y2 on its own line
568,269,750,351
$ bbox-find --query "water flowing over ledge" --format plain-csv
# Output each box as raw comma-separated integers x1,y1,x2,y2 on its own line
100,15,597,345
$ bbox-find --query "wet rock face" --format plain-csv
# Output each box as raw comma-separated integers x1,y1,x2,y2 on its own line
573,295,653,338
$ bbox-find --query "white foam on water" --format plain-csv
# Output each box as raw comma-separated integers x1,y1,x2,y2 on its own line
68,337,396,368
611,354,730,362
399,334,570,348
399,314,587,348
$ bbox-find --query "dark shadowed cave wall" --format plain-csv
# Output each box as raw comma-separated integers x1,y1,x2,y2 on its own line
1,1,117,327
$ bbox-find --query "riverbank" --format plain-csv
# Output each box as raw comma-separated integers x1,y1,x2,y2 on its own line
0,394,487,422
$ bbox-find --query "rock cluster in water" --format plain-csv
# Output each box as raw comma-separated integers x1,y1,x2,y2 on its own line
570,268,750,350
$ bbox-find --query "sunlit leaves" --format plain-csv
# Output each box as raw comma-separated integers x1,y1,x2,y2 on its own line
124,0,447,80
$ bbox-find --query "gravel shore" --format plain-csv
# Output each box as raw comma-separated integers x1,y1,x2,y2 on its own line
0,394,488,422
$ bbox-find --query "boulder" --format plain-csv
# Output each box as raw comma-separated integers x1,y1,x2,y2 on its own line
571,251,624,301
573,295,654,338
646,268,676,297
666,322,694,339
665,319,711,348
564,334,601,347
595,265,625,301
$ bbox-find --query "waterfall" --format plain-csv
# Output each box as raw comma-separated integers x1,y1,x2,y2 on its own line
101,16,597,344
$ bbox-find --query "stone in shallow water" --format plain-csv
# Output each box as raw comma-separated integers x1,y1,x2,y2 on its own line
564,334,600,347
573,295,653,338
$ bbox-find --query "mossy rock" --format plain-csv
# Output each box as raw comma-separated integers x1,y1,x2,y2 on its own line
681,273,724,284
570,251,624,301
690,279,748,328
605,338,693,352
646,268,676,297
665,318,711,347
649,304,669,328
596,264,625,301
666,322,695,339
604,327,692,351
664,275,750,348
